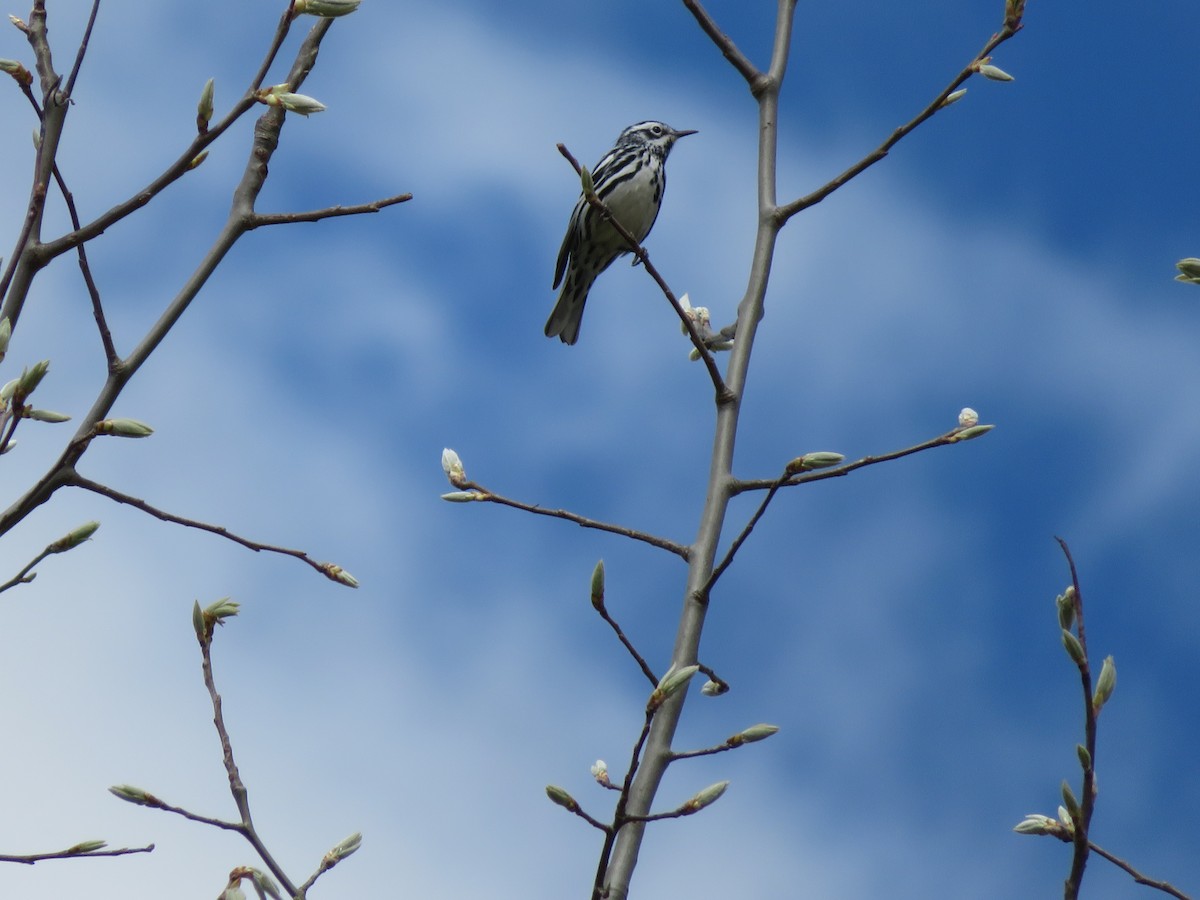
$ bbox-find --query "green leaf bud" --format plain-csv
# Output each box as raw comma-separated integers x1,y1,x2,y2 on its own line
545,785,579,811
47,520,99,553
1061,629,1086,665
94,418,154,437
590,559,605,608
1092,655,1116,712
196,78,214,133
683,780,729,813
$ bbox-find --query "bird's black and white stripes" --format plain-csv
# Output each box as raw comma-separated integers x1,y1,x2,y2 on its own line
545,121,696,345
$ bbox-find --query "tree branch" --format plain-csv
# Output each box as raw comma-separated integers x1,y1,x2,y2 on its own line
196,605,299,896
67,474,357,586
0,843,154,865
458,480,691,559
1057,537,1097,899
1087,841,1191,900
0,16,403,561
50,161,119,366
730,423,990,495
62,0,101,97
592,579,659,686
681,0,763,88
248,194,413,227
776,22,1023,223
599,4,799,896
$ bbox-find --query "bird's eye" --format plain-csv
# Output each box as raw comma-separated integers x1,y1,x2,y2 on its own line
651,125,663,135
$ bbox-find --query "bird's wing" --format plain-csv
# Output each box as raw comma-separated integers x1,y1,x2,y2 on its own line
553,196,586,289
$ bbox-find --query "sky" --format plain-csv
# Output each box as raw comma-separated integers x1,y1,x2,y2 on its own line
2,1,1199,898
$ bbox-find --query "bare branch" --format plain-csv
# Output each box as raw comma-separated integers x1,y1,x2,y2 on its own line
0,520,99,595
709,423,990,593
67,474,356,585
0,550,45,595
777,23,1023,223
1087,841,1192,900
0,17,406,552
704,472,787,597
458,480,691,560
62,0,101,97
248,193,413,227
591,711,655,899
49,162,118,365
600,4,801,893
196,610,300,896
0,843,154,865
592,592,658,687
681,0,763,88
116,791,241,833
1057,537,1098,899
730,424,987,495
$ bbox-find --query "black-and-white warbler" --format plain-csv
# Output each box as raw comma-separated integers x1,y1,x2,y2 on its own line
545,121,696,345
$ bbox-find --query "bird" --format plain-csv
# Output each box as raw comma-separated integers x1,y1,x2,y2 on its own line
545,121,696,344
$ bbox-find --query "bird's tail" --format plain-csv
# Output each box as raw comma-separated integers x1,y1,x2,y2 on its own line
544,270,594,345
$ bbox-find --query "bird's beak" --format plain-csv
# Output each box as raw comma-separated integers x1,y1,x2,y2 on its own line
674,129,699,138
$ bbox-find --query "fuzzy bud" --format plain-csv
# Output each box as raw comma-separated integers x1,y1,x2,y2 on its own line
441,448,467,487
940,89,967,108
94,418,154,437
197,78,214,133
1061,629,1086,665
590,559,605,608
545,785,579,812
1174,258,1200,285
1092,655,1116,712
728,723,779,746
683,780,729,813
47,521,99,553
321,563,359,588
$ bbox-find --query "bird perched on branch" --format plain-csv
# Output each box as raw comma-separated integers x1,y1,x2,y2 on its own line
545,121,696,345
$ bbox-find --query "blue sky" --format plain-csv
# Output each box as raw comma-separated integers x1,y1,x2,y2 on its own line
2,1,1198,897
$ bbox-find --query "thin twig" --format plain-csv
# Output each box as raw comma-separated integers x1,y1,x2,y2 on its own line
68,474,354,586
0,843,154,865
62,0,101,97
776,24,1023,223
593,596,658,687
730,425,980,495
248,6,298,93
198,618,299,896
50,162,118,365
708,425,987,594
704,472,788,597
624,802,706,824
463,481,691,560
125,794,241,833
1087,841,1192,900
592,711,655,900
559,801,612,834
0,547,50,595
248,194,413,227
556,144,731,403
1,16,397,549
1057,537,1097,899
670,741,736,761
681,0,764,88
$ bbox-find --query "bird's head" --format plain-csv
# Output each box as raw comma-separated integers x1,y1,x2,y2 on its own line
617,121,698,156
